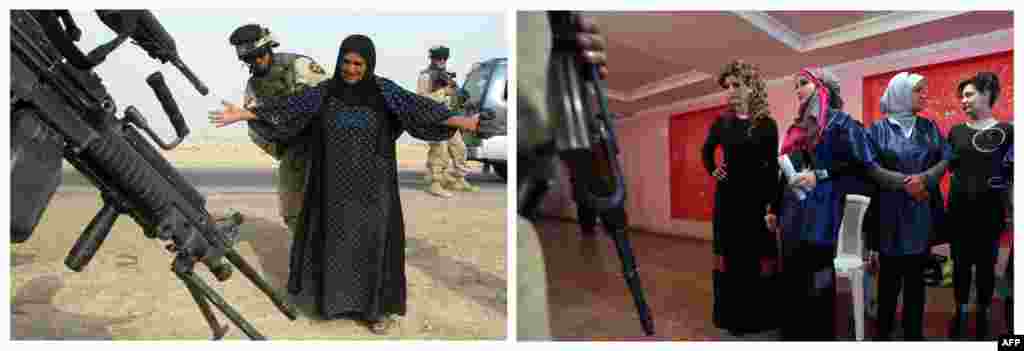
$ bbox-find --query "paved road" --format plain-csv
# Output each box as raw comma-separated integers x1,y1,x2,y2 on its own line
60,167,506,193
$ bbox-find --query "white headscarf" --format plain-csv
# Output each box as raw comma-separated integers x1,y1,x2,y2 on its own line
880,72,925,138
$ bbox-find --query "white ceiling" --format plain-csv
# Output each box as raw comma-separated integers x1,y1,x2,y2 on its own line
586,11,1014,116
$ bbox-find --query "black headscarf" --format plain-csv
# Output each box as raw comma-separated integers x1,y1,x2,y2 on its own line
328,34,381,107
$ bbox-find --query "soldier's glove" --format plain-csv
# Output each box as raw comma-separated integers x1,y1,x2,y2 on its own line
476,109,506,139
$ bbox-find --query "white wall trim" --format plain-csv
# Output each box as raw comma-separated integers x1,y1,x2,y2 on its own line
611,11,973,105
732,11,804,51
606,89,628,102
631,28,1013,120
736,11,968,53
828,28,1013,76
606,70,713,103
803,11,967,52
630,69,795,118
629,70,714,102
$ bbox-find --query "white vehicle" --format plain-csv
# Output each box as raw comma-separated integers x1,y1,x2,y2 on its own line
461,58,507,180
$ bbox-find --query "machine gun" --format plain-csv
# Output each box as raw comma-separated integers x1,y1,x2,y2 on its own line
10,10,296,340
433,71,457,89
517,11,654,336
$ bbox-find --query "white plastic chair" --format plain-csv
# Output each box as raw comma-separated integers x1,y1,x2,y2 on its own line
834,194,871,341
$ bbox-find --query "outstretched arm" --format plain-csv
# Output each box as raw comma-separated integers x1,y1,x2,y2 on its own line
209,84,324,143
209,100,257,127
379,78,478,142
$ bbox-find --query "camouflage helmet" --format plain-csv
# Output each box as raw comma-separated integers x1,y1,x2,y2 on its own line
229,24,279,60
429,45,450,60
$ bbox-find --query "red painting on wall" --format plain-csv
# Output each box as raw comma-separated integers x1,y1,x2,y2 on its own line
669,105,729,220
862,50,1014,202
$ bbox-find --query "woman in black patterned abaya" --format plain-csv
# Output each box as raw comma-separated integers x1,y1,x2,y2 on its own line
210,35,480,334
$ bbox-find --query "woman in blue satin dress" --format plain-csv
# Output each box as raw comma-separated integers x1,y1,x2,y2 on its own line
767,67,875,340
865,72,950,341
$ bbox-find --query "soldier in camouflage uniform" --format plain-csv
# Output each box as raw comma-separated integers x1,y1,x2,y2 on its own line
229,24,328,236
418,45,479,198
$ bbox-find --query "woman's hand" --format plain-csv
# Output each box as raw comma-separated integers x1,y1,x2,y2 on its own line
792,171,817,190
765,213,778,233
904,175,929,202
209,100,255,128
712,162,727,181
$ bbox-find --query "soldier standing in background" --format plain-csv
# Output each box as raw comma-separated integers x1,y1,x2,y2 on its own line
229,24,328,235
418,45,479,198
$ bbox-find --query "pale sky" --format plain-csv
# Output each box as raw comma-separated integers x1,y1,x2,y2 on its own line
66,9,507,144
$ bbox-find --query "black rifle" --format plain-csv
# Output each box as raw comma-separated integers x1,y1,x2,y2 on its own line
518,11,654,336
10,10,296,340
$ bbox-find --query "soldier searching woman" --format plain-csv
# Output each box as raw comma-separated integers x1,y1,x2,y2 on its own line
210,34,483,334
229,24,328,240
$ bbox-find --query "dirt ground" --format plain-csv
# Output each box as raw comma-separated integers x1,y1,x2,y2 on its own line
11,183,507,340
63,143,436,170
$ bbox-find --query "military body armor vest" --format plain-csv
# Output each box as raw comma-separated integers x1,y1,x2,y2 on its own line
248,52,313,161
250,53,308,97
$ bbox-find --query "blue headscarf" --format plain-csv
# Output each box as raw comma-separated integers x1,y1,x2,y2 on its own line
880,72,925,138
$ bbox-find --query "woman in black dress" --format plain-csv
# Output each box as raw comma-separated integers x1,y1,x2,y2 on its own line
210,35,480,334
701,60,779,335
947,72,1012,340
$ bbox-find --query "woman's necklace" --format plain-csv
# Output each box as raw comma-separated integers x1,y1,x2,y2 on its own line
966,117,997,131
969,117,1005,153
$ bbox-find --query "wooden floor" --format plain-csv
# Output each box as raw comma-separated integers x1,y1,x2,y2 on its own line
529,218,1010,341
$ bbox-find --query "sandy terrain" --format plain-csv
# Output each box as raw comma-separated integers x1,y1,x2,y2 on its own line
63,143,445,170
20,142,506,340
12,187,507,340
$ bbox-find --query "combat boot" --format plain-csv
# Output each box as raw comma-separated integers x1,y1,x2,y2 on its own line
448,177,480,192
426,167,453,198
428,181,453,198
439,171,458,188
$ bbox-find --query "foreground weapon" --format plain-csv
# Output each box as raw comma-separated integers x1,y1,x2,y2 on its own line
517,11,654,336
11,10,296,340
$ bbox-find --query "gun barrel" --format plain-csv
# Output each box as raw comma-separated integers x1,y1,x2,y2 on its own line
121,122,206,210
548,52,592,153
172,58,209,96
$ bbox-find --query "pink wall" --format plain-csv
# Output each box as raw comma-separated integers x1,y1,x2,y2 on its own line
537,29,1013,241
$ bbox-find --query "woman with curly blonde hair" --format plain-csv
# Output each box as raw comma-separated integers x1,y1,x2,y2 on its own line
701,60,780,336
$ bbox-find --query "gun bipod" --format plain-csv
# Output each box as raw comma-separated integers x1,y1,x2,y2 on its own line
171,253,265,340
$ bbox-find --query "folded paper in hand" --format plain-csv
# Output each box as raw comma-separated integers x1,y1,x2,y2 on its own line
779,154,809,201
